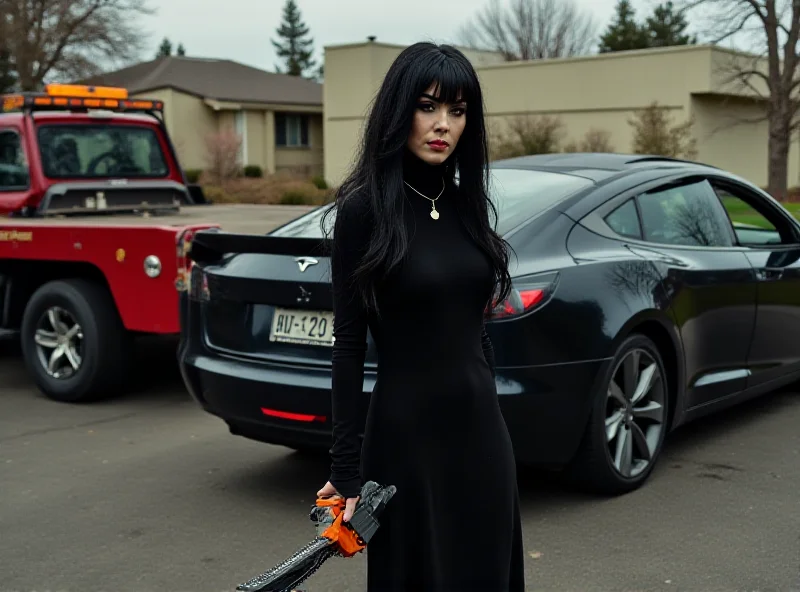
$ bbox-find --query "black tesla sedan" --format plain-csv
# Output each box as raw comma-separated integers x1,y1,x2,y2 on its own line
178,153,800,495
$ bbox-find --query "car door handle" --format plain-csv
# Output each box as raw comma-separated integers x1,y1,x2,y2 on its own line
756,268,784,281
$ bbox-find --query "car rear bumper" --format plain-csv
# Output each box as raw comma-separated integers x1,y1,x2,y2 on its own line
179,340,610,467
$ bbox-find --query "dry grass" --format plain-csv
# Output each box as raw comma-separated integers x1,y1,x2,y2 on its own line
200,171,334,206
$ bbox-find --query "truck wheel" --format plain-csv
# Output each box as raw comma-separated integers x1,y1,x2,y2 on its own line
20,279,132,403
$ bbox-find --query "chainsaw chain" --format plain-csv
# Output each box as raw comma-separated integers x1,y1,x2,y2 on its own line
236,538,341,592
279,545,339,591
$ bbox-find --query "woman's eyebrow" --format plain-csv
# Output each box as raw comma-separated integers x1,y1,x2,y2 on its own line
419,93,467,105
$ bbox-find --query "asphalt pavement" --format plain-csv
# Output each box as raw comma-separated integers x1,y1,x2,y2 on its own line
1,336,799,592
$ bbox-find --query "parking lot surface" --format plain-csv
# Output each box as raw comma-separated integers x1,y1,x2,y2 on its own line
1,337,799,592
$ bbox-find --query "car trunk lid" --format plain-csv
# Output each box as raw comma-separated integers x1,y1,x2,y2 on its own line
188,230,378,367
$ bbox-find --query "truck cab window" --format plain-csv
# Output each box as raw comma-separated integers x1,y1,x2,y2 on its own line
37,124,169,179
0,130,30,191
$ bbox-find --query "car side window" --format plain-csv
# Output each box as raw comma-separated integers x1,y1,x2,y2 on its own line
0,129,30,191
604,198,642,239
713,185,793,246
636,180,734,247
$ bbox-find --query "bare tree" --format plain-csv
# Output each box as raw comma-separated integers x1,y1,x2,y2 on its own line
204,128,243,184
458,0,597,61
677,0,799,200
0,0,155,91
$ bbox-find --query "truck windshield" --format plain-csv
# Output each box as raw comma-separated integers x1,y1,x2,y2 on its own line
37,124,169,179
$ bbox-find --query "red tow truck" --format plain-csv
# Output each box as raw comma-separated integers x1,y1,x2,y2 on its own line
0,84,304,402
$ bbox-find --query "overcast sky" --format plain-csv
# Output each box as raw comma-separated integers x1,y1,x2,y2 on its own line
138,0,669,72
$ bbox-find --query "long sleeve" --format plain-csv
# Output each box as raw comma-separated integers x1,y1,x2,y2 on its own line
481,322,496,378
328,196,371,499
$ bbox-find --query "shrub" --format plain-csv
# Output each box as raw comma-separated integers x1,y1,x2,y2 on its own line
563,128,616,153
311,175,328,190
184,169,203,183
280,189,316,205
628,102,698,159
243,165,263,178
490,115,566,160
199,172,332,205
204,128,243,183
201,185,232,204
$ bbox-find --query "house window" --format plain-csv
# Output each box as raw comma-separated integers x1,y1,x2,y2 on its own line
235,111,248,165
275,113,309,147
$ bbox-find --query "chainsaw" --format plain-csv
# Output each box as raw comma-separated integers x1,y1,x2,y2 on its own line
235,480,397,592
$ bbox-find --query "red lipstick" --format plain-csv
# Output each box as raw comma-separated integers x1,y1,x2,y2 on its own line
428,139,449,151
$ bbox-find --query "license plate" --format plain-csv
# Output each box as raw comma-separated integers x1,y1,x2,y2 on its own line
269,308,334,347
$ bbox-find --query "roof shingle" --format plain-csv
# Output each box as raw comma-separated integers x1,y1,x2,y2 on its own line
80,57,322,106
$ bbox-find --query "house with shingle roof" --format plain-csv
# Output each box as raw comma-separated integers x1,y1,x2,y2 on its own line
80,56,323,175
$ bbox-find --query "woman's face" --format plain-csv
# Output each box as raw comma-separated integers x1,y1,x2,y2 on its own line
406,83,467,165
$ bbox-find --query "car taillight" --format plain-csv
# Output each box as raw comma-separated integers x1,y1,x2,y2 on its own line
189,265,210,301
488,272,558,320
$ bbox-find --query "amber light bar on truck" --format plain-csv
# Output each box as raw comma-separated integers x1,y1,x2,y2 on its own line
0,83,163,114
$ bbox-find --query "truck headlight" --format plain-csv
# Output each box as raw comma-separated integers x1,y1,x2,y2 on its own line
144,255,162,278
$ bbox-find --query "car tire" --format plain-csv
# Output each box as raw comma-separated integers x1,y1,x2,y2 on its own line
568,333,670,495
20,279,132,403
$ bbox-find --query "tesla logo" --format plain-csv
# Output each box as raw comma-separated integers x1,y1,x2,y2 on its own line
295,256,319,273
297,286,311,304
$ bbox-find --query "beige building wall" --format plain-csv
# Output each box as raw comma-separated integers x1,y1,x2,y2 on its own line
132,89,217,170
323,42,798,190
216,110,236,132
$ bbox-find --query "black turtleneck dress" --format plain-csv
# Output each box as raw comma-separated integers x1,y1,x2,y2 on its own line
329,153,525,591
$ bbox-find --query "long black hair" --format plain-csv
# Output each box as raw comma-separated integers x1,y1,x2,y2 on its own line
322,42,512,313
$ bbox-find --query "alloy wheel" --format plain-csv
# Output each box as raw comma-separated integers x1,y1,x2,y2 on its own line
34,306,84,379
605,348,666,478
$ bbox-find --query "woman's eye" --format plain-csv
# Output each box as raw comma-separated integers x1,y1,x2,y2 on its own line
451,108,466,116
417,102,434,112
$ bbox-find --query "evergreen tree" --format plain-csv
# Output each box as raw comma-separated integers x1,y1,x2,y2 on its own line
645,2,697,47
598,0,650,53
271,0,316,77
177,43,187,56
157,37,173,58
0,50,16,93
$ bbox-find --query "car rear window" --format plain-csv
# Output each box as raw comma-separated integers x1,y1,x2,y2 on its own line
37,124,169,179
272,168,593,238
488,168,593,234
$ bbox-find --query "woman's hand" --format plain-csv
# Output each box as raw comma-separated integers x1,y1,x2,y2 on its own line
317,481,360,522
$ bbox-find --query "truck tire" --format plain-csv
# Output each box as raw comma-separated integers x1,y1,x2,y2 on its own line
20,279,132,403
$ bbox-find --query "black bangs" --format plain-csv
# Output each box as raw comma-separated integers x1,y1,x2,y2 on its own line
416,53,479,105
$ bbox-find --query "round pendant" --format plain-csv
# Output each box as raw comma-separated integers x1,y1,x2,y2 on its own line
430,209,440,220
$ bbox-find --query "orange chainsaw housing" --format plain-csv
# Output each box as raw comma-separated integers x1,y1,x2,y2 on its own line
316,496,366,558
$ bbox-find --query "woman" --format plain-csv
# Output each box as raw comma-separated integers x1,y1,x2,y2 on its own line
317,42,525,591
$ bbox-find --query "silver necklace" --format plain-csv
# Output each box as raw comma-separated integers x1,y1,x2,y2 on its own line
403,178,445,220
